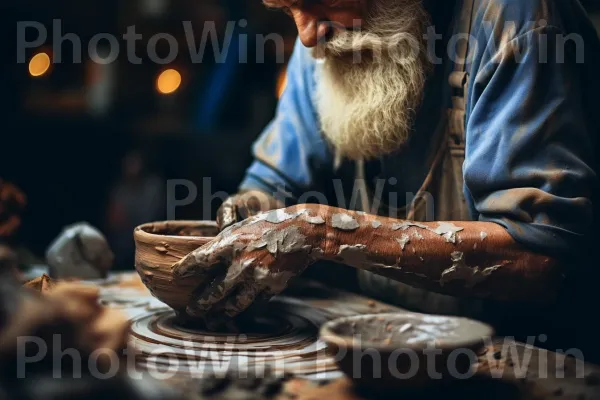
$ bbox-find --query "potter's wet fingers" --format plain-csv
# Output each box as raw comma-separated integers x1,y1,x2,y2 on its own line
172,254,207,280
223,284,264,318
172,242,231,280
217,196,237,231
190,273,241,314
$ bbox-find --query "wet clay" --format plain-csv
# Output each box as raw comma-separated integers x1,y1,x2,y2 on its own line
320,313,494,389
174,308,291,335
129,300,337,376
134,221,218,313
142,221,219,238
324,314,493,348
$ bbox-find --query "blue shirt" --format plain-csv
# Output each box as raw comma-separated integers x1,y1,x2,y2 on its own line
241,0,600,258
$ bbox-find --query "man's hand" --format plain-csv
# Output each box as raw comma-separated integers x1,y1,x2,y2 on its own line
0,282,129,366
216,190,285,231
173,205,328,325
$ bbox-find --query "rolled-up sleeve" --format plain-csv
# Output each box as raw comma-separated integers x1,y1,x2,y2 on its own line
240,39,332,201
465,26,597,256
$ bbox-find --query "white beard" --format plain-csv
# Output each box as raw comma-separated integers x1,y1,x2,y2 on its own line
313,0,430,160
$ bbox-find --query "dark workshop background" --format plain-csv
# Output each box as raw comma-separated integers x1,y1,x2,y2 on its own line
0,1,599,270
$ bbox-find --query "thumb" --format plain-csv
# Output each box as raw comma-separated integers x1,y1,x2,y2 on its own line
216,197,238,232
172,237,234,281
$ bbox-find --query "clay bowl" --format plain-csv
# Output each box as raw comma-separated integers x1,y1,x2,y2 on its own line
134,221,218,313
320,313,494,389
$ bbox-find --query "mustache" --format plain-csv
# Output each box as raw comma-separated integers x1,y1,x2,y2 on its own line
312,28,424,65
312,0,429,64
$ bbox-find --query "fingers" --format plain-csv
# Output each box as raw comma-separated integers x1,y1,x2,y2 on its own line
172,238,233,281
222,284,264,318
197,286,270,326
217,191,285,232
186,252,257,314
240,193,272,219
190,272,240,313
216,197,237,231
217,193,262,232
183,254,308,319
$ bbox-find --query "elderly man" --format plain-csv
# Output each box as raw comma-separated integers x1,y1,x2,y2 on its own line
175,0,599,347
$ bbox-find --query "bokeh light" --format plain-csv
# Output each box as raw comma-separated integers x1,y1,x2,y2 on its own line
29,52,51,77
156,69,182,95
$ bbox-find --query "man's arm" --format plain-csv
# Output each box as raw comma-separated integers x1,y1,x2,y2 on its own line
335,23,596,301
342,23,596,302
464,23,596,258
311,207,561,303
176,23,596,319
174,204,561,322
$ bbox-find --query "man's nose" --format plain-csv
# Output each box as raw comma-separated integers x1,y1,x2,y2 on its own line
292,10,330,48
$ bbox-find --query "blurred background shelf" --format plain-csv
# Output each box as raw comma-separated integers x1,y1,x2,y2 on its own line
1,0,296,268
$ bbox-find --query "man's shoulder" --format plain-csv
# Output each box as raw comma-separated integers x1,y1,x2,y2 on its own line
473,0,587,34
476,0,572,19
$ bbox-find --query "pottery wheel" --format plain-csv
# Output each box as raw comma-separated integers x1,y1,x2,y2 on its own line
129,301,338,377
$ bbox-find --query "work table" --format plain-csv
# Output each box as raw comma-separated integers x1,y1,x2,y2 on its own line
94,273,600,400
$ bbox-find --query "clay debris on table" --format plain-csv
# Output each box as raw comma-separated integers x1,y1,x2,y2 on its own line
0,281,131,395
183,369,291,400
17,276,131,356
23,274,57,293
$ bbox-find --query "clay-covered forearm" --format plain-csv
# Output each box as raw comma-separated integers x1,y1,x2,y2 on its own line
299,205,562,303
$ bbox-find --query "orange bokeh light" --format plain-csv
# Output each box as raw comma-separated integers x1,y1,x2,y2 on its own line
29,52,51,77
156,69,182,95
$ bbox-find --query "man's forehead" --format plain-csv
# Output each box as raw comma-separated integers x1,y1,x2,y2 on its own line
263,0,366,9
262,0,299,8
262,0,289,6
